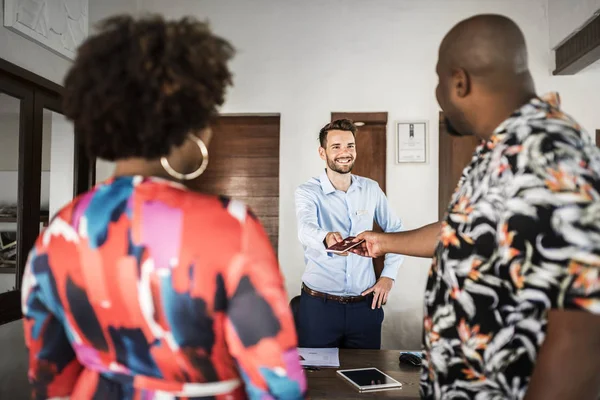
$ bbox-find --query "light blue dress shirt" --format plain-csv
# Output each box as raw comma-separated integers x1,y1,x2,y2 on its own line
295,171,404,296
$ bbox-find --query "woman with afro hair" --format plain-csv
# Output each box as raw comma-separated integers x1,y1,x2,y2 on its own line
20,14,306,400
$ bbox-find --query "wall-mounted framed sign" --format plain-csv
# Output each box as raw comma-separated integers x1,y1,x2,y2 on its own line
396,121,427,163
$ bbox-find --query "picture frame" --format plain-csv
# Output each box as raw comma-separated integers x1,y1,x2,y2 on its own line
396,120,427,163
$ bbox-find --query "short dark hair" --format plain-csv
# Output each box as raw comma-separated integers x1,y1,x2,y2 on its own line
63,15,234,161
318,119,357,148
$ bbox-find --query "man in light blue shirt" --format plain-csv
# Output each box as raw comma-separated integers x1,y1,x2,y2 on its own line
294,119,404,349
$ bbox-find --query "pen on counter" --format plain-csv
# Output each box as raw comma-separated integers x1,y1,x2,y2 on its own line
302,366,320,371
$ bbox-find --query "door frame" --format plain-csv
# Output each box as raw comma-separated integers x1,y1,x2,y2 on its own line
0,58,95,325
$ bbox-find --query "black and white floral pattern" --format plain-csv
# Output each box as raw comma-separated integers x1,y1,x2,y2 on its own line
421,93,600,399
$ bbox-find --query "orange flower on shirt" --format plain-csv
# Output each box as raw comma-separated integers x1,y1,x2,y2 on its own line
510,262,525,289
504,145,523,156
451,196,474,223
569,260,600,295
461,368,485,381
545,167,577,192
457,319,491,350
499,223,520,260
441,222,460,248
468,259,483,281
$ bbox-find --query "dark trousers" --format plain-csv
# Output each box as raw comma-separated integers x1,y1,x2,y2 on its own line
297,290,384,349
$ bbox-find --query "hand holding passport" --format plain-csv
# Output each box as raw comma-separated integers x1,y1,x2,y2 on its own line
326,236,365,255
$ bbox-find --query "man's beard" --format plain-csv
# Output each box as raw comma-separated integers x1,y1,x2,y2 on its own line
327,156,354,174
444,117,471,137
444,117,469,137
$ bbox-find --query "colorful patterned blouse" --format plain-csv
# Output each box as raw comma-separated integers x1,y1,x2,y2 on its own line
21,176,306,400
421,93,600,399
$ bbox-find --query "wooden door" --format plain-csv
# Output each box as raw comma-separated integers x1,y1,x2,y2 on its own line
331,112,387,278
191,115,280,253
438,112,480,219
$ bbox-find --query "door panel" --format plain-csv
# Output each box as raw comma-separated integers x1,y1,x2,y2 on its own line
438,112,480,219
199,176,278,197
0,73,35,324
352,122,387,193
0,93,23,297
207,157,278,177
0,60,94,326
192,115,280,252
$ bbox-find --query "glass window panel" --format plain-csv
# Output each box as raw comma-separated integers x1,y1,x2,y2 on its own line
41,109,75,224
0,93,21,292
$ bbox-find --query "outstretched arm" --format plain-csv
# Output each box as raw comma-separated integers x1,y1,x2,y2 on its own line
353,221,442,259
294,188,329,250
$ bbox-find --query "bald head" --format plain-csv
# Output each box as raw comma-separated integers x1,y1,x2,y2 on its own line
435,14,537,140
439,14,529,84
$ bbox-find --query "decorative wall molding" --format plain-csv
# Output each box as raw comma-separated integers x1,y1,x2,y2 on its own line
4,0,88,60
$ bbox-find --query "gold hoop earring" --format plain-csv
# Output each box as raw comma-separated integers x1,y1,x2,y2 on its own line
160,135,209,181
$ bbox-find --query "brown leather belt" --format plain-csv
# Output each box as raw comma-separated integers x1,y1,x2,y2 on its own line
301,283,368,304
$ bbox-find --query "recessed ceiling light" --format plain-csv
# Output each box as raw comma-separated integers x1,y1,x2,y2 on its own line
355,122,365,127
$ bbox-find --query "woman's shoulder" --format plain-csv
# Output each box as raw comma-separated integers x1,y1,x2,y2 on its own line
125,177,251,226
183,191,251,225
51,178,254,238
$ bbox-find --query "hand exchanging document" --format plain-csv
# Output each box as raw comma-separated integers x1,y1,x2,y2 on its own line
350,231,387,258
324,231,348,256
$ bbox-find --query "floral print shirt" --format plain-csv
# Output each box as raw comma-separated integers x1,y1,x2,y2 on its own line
421,93,600,399
22,176,306,400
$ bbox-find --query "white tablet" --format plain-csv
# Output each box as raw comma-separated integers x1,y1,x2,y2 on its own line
336,367,402,392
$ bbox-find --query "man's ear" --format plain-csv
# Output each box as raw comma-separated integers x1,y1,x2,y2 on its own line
318,146,326,161
452,68,471,98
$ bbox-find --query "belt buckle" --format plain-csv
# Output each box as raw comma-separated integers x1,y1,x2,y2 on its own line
338,296,350,304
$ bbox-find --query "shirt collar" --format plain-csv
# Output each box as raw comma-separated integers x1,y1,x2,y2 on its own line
489,92,561,145
319,171,336,194
319,170,362,194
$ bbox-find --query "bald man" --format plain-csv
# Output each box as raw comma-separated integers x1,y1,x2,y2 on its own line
353,14,600,399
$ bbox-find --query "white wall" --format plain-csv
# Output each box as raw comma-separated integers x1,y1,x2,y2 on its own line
48,113,75,217
0,274,15,293
548,0,600,49
96,159,115,183
140,0,600,350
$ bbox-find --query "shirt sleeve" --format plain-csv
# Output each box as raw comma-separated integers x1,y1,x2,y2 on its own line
224,209,307,399
294,186,329,251
373,183,405,280
502,138,600,315
21,247,82,400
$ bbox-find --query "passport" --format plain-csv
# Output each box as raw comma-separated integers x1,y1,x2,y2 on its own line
326,236,365,254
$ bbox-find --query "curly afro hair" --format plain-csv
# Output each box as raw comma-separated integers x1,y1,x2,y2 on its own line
63,14,234,161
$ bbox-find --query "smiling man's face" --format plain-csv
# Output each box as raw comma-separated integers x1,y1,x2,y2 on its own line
319,130,356,174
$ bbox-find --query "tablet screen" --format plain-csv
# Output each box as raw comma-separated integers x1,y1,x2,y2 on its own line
338,368,400,389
